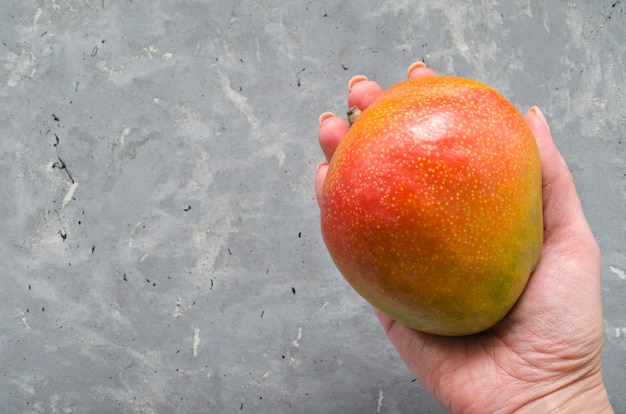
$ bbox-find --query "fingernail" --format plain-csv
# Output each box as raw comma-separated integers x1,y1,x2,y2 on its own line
348,75,368,93
318,112,335,126
530,106,548,128
316,161,328,173
407,61,426,78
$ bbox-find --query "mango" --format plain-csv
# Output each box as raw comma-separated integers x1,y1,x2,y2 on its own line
320,76,543,336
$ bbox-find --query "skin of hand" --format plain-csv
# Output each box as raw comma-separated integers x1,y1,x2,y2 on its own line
315,63,614,414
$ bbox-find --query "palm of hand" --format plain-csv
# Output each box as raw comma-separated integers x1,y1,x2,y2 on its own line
316,66,611,413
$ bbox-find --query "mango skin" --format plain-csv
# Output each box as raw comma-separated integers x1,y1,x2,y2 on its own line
321,76,543,336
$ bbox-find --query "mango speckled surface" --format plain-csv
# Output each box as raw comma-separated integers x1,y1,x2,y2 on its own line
322,77,543,335
1,1,625,412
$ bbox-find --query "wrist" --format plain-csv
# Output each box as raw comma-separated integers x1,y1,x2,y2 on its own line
517,377,613,414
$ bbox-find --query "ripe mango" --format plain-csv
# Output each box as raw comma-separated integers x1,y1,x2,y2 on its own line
321,76,543,336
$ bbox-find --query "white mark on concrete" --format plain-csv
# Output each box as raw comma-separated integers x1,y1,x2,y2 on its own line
33,8,43,25
609,266,626,280
139,253,149,262
6,47,37,87
50,0,61,13
214,66,260,130
144,45,159,59
288,357,297,367
174,104,210,136
616,327,626,338
192,327,201,357
62,181,78,207
376,389,384,413
118,126,131,144
275,150,286,167
255,37,262,63
292,326,302,348
97,44,174,80
21,313,31,331
322,301,329,309
257,370,270,388
173,296,183,317
206,367,214,380
393,43,413,53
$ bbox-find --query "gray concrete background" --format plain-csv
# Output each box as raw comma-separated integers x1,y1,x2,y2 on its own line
1,1,624,413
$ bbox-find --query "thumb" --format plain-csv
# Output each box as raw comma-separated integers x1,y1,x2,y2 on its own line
523,106,592,246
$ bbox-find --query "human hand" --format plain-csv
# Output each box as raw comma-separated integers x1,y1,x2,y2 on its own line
315,63,613,413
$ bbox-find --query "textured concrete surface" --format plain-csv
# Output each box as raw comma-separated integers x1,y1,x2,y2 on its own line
1,1,625,412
